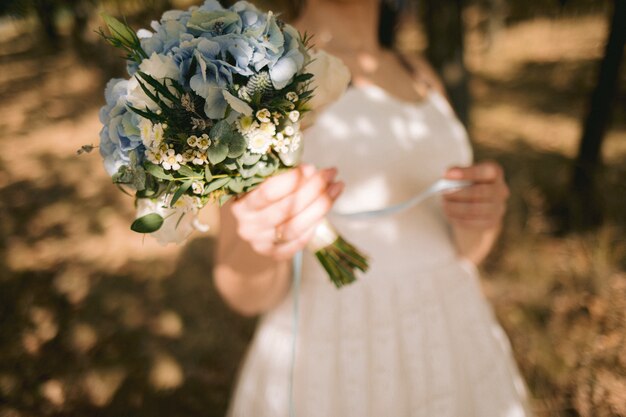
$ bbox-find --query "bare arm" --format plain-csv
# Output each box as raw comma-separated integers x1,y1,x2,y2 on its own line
442,162,510,265
213,165,343,316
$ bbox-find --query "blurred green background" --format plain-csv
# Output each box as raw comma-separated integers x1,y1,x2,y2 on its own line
0,0,624,416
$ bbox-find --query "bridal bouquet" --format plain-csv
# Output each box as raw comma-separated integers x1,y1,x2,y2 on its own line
93,0,367,287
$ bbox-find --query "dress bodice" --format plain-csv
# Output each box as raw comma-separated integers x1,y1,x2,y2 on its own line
302,84,473,275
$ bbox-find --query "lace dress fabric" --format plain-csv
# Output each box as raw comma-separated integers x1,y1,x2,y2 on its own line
227,85,532,417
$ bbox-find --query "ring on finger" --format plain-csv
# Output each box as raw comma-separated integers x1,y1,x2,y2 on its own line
274,227,287,244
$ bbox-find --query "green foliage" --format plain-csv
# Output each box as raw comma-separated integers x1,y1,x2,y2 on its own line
130,212,164,233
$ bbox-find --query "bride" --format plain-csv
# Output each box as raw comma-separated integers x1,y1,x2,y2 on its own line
214,0,532,416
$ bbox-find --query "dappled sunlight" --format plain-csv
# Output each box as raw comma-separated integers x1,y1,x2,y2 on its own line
0,4,624,417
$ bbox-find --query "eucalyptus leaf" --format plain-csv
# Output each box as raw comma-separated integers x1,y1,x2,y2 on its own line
170,179,193,207
145,162,175,180
204,165,213,182
207,142,229,165
131,166,147,191
227,177,245,193
239,151,263,166
203,177,231,195
237,162,260,179
177,164,200,178
226,132,246,158
130,213,164,233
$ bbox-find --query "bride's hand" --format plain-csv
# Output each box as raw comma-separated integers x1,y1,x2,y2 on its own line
229,164,344,260
442,161,510,230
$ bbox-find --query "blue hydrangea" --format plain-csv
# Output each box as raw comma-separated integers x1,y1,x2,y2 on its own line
99,78,145,176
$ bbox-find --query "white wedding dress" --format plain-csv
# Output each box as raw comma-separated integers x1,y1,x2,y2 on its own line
227,85,532,417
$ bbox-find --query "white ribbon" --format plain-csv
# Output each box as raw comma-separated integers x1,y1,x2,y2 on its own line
330,178,473,220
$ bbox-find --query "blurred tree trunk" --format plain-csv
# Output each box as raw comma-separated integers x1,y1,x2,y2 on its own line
423,0,470,126
32,0,60,47
568,0,626,229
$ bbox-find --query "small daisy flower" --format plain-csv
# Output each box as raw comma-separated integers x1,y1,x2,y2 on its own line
288,110,300,123
139,118,153,146
256,108,271,123
187,135,199,148
197,134,211,150
286,91,298,102
152,123,165,146
192,181,205,195
162,149,183,171
247,129,273,154
259,122,276,137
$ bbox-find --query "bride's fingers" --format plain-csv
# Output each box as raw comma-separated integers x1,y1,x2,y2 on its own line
443,183,509,203
276,182,344,242
445,161,504,184
239,164,319,211
254,168,339,226
443,200,505,220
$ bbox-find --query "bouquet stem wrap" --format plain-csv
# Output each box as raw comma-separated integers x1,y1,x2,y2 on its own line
307,219,369,287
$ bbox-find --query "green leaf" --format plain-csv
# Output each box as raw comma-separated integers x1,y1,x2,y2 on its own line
131,166,147,191
207,142,229,165
170,179,193,207
145,162,175,180
204,177,231,195
226,132,246,158
101,13,136,46
177,164,199,178
204,165,213,182
227,177,245,193
130,213,164,233
239,151,262,166
137,71,179,103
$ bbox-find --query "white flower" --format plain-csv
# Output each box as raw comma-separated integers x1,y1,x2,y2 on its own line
291,132,302,150
187,135,199,148
162,149,183,171
191,181,204,195
152,123,165,146
259,122,276,136
288,110,300,123
197,134,211,150
246,128,273,154
283,125,295,136
286,91,298,102
146,148,164,164
182,149,195,162
139,118,153,146
256,108,271,123
135,194,205,246
306,50,351,111
127,53,181,111
192,150,208,165
272,133,290,153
